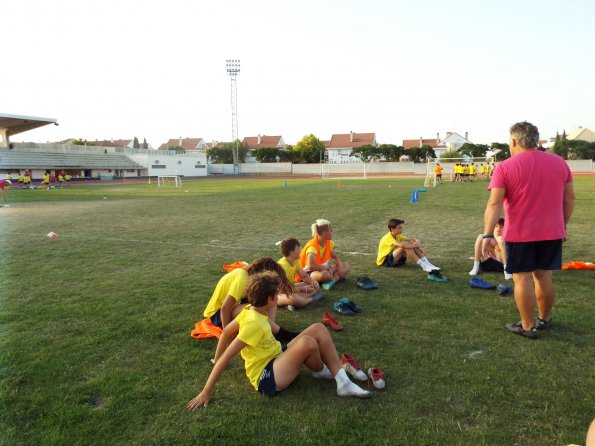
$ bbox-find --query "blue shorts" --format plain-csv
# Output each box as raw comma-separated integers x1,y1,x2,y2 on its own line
257,345,288,397
505,240,563,273
209,298,249,328
382,252,407,268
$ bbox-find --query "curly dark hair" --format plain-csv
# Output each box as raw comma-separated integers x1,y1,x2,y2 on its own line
247,271,281,307
246,257,293,295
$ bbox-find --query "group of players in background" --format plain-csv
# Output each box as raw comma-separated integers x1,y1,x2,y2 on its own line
434,161,497,183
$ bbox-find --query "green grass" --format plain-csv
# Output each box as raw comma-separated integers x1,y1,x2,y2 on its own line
1,177,594,446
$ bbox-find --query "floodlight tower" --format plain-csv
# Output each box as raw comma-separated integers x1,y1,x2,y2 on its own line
226,59,240,175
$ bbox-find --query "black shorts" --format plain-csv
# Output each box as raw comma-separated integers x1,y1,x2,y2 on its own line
505,240,563,273
209,298,249,328
479,257,504,273
382,252,407,268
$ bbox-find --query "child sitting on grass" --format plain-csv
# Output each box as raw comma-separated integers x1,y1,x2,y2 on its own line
469,217,512,280
277,238,324,310
300,219,350,285
202,257,298,341
187,271,371,409
376,218,441,272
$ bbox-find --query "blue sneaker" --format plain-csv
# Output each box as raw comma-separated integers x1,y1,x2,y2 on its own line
333,301,355,316
339,297,363,313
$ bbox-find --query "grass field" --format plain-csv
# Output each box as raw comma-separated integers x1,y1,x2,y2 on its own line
1,177,594,446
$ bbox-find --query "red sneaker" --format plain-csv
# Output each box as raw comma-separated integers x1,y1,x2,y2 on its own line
367,367,385,390
322,311,343,331
341,354,368,381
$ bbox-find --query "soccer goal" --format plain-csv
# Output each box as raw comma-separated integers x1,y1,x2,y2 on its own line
424,157,494,188
157,175,182,187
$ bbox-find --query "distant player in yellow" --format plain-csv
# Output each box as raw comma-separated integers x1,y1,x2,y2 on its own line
64,173,71,187
480,163,486,179
469,163,476,179
23,172,31,188
42,171,50,189
276,238,322,310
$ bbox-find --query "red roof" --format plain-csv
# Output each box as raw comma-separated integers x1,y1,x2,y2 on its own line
242,135,284,149
402,138,439,149
159,138,205,151
326,132,376,149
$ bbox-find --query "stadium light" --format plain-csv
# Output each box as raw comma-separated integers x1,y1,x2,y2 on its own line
226,59,240,174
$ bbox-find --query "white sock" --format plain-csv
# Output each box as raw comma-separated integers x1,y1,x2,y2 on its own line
417,259,431,272
335,369,372,398
312,364,333,380
504,268,513,280
469,260,480,275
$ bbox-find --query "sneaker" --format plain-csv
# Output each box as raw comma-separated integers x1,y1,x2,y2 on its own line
339,297,363,313
333,301,355,316
322,280,336,290
506,321,538,339
311,291,326,302
322,311,343,331
367,368,385,390
536,317,552,330
341,354,368,381
427,270,448,283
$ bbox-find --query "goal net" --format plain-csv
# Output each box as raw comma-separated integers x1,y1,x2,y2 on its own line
424,157,494,187
157,175,182,187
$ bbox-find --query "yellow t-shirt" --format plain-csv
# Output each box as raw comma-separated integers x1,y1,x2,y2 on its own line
278,257,300,283
203,268,249,317
376,232,407,266
236,307,282,390
469,165,476,175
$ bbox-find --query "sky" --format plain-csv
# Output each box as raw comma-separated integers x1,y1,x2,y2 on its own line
3,0,594,148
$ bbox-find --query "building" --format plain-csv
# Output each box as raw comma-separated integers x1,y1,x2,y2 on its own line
325,131,377,163
242,134,286,162
158,137,208,153
403,132,472,158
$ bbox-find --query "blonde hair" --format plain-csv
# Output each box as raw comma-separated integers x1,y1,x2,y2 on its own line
311,219,331,237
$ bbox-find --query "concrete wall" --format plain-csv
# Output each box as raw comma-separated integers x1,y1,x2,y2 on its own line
128,153,208,177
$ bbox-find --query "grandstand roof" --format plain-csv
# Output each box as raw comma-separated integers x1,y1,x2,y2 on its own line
0,113,58,138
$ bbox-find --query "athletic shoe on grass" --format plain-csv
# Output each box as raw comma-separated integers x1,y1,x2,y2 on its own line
322,280,336,290
427,270,448,283
367,368,385,390
506,321,538,339
333,301,355,316
341,354,368,381
322,312,343,331
536,318,552,330
339,297,363,313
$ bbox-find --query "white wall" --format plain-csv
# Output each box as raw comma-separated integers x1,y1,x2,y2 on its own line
128,153,208,177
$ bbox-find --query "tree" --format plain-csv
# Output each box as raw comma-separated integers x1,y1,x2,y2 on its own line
377,144,404,162
141,138,148,150
292,134,325,163
207,141,248,164
439,150,460,160
254,147,290,163
407,145,436,163
552,139,594,160
350,144,382,162
71,139,88,146
490,142,510,161
133,137,140,149
459,143,489,158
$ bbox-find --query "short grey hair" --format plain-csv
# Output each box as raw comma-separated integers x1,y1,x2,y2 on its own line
510,121,539,149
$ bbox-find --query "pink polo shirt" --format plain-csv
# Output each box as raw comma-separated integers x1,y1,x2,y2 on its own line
488,150,572,242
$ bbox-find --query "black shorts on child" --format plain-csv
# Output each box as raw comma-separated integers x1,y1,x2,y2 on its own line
382,252,407,268
479,257,504,273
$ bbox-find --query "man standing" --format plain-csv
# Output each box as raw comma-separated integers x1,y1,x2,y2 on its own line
482,122,575,339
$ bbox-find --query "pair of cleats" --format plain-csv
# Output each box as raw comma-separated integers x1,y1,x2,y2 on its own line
356,276,378,290
322,311,343,331
333,297,363,316
506,318,552,339
341,354,385,390
427,269,448,283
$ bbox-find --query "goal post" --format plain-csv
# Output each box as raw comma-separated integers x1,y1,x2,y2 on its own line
424,156,494,187
157,175,182,187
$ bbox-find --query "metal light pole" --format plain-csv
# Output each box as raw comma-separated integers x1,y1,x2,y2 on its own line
226,59,240,175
